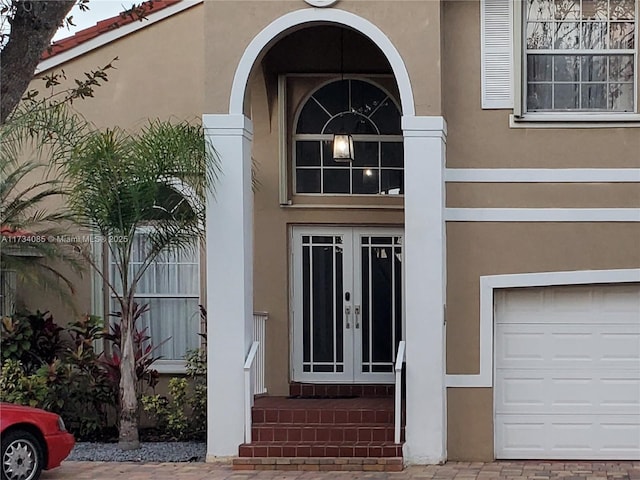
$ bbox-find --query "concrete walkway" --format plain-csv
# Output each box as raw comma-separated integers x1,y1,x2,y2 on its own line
41,461,640,480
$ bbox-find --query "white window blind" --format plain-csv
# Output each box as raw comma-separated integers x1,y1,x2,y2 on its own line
110,233,201,362
481,0,515,108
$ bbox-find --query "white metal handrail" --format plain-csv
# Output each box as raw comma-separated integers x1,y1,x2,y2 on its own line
243,341,260,443
253,312,268,395
394,340,406,444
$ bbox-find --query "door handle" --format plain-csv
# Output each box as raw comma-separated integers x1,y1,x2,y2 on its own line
345,306,351,329
354,305,361,329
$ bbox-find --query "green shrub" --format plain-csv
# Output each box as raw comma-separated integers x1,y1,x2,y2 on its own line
141,346,207,441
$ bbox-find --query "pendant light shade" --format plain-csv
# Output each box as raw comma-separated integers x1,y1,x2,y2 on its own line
332,133,354,162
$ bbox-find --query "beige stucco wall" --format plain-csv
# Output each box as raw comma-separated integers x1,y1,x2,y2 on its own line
20,4,204,320
204,0,443,116
442,0,640,169
445,222,640,460
14,0,639,461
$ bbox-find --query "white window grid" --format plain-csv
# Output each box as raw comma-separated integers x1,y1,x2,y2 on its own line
523,0,637,112
108,232,201,362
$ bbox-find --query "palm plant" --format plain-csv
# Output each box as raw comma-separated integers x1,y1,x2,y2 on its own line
63,120,217,450
0,100,87,313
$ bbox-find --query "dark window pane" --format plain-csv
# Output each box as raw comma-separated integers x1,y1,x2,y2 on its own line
381,143,403,168
394,245,402,358
302,245,310,363
381,170,403,195
296,141,321,167
335,246,343,364
582,0,608,19
324,112,377,135
555,0,580,20
324,169,350,194
554,83,579,109
361,246,370,364
581,55,607,81
609,55,634,81
581,83,607,109
527,0,553,20
554,22,580,49
527,22,553,48
296,99,330,134
353,142,379,167
353,169,380,194
610,22,635,48
610,0,635,19
528,55,553,81
370,100,401,134
303,364,310,372
350,80,388,116
609,83,634,111
527,83,552,110
371,237,393,245
554,55,580,81
372,364,393,373
313,365,335,373
311,245,335,363
311,236,334,244
322,140,356,167
313,80,349,116
296,169,321,193
581,21,608,48
371,246,393,364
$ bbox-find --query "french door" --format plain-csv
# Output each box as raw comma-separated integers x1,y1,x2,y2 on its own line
291,227,403,384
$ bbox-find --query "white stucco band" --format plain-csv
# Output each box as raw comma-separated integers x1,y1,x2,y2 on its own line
203,114,254,460
402,115,448,464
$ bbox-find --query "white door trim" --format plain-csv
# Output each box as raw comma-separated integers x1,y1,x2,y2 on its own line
446,268,640,388
290,226,404,384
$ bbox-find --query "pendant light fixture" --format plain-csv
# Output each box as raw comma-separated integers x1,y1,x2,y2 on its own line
333,28,354,163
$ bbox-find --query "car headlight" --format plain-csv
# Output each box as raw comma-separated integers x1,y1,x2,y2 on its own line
57,416,67,432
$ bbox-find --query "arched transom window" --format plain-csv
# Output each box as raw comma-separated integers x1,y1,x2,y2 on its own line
294,79,403,195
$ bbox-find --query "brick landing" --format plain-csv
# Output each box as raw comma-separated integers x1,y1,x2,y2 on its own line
42,461,640,480
233,457,403,471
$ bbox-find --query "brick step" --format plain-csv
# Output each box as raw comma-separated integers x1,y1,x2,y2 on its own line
233,457,403,472
289,383,395,398
252,424,405,443
238,441,403,458
252,407,397,425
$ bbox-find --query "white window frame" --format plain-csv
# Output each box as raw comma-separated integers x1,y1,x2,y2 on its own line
514,0,640,122
107,228,202,374
278,74,406,204
481,0,640,124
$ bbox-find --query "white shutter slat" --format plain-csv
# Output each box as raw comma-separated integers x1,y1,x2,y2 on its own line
481,0,514,109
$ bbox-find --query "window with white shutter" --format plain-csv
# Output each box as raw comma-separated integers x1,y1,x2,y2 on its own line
481,0,638,118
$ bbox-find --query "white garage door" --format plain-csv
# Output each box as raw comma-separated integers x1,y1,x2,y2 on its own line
495,284,640,460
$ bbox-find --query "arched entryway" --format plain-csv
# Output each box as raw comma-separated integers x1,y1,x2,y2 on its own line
203,7,447,465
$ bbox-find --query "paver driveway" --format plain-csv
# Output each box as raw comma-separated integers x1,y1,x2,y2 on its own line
41,461,640,480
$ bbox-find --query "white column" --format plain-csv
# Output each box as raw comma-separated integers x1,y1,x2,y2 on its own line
203,114,254,460
402,115,447,464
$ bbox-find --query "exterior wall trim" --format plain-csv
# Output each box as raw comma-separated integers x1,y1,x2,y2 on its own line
446,268,640,388
445,169,640,183
228,8,415,116
445,208,640,222
36,0,203,73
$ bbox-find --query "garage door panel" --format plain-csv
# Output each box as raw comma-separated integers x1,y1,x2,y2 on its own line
496,414,640,460
496,370,640,415
496,324,640,370
495,284,640,460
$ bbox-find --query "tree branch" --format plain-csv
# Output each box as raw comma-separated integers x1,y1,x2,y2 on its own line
1,0,75,124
